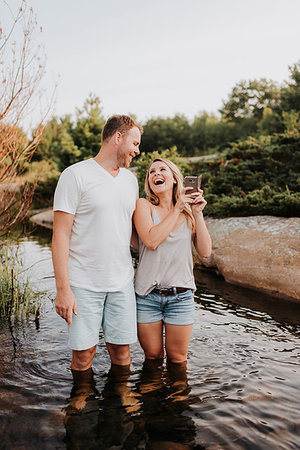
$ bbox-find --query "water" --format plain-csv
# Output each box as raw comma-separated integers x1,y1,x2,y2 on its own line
0,226,300,449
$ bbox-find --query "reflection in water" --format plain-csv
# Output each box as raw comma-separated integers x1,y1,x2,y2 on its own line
135,359,197,449
64,360,199,449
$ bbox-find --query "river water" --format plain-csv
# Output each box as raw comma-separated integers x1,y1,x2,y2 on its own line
0,227,299,449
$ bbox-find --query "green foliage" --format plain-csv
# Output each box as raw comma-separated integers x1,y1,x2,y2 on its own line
220,78,281,122
21,160,60,208
34,93,105,171
192,131,300,217
140,114,193,156
28,60,300,216
71,93,105,160
135,147,190,196
279,62,300,113
0,246,44,319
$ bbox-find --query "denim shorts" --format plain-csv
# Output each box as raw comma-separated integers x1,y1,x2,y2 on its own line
68,280,137,350
136,288,195,325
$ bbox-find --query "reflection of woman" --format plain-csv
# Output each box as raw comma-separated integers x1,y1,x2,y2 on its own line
134,158,212,364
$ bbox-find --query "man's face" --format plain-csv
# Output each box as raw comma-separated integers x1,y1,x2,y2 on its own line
117,126,141,168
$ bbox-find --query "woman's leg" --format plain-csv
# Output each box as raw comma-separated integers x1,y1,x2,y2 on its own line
138,321,164,359
165,323,193,363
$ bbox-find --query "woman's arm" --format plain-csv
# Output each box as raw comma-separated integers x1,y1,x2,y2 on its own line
133,198,180,250
191,190,212,258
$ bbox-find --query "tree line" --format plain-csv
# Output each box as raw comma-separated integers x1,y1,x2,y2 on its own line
32,61,300,172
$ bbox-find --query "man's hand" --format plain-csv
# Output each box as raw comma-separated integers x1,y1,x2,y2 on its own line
55,288,77,326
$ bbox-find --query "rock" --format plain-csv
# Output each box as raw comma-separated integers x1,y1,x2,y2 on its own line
195,216,300,302
30,209,54,229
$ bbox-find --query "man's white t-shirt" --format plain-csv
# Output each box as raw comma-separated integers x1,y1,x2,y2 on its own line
53,158,138,292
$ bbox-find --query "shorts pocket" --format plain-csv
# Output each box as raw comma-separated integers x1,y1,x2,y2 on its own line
176,289,193,301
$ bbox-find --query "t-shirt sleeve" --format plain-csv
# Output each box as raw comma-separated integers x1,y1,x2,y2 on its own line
53,168,80,214
134,175,139,200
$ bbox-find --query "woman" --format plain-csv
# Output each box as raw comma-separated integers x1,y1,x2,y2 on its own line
134,158,212,365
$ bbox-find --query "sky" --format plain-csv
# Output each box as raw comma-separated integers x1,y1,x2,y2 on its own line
2,0,300,127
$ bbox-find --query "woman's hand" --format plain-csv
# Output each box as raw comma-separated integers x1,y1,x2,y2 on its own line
174,187,195,212
190,189,207,215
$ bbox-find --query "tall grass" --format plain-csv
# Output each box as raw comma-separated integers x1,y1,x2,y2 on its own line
0,246,44,319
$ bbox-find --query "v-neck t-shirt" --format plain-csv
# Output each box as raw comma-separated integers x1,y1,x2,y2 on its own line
53,158,138,291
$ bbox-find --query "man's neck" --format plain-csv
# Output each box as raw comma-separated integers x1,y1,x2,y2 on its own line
94,149,120,177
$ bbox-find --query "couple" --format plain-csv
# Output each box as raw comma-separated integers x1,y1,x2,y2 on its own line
52,115,212,375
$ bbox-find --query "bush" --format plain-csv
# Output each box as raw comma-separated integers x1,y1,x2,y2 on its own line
191,131,300,217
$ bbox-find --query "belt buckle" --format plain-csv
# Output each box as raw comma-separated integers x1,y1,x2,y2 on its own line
160,288,170,296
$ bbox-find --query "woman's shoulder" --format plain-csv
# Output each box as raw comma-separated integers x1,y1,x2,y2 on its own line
136,197,152,208
135,198,154,215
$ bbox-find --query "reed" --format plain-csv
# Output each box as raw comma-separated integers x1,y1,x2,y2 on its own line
0,246,44,319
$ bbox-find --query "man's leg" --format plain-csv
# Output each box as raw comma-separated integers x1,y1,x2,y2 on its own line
103,281,137,366
71,345,97,371
68,286,106,369
106,343,131,366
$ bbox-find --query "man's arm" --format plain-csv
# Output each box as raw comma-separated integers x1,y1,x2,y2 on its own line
130,219,139,252
52,210,77,326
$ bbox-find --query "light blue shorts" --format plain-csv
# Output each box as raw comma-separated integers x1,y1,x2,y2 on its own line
136,289,195,325
69,280,137,351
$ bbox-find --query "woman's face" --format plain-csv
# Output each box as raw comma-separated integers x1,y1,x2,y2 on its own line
148,161,175,194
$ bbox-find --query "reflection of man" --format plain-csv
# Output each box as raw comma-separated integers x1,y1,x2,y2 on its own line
52,115,143,372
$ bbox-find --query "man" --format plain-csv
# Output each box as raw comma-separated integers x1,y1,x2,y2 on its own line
52,115,143,372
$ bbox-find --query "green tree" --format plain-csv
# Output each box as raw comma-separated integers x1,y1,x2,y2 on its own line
220,78,281,122
33,116,80,171
34,94,105,171
279,61,300,113
141,114,193,156
71,93,105,160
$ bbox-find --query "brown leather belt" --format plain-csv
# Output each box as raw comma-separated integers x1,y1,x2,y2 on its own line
152,287,189,296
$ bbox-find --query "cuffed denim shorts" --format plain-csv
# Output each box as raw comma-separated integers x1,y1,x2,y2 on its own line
68,280,137,351
136,288,195,325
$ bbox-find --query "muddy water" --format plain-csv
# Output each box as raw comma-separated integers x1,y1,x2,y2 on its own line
0,228,299,449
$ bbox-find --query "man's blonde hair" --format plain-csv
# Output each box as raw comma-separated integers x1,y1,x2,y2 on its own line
101,115,143,142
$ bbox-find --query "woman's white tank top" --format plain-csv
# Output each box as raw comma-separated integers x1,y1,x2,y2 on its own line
134,207,196,296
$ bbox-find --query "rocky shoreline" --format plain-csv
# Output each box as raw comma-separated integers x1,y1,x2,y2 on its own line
31,210,300,303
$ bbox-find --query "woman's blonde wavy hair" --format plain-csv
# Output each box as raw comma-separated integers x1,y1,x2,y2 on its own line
144,158,196,234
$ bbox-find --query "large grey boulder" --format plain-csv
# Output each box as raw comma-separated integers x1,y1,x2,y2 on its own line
30,209,54,229
196,216,300,302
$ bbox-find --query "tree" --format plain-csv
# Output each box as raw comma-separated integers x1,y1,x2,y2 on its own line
34,94,105,171
71,93,106,161
33,116,80,171
220,79,281,122
0,0,49,236
140,114,193,156
278,61,300,113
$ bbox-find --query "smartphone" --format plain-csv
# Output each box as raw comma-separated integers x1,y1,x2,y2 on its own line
184,175,202,193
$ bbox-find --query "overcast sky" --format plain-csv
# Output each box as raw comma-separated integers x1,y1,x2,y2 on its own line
2,0,300,125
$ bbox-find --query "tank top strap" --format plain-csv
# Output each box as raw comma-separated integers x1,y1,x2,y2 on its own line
152,206,160,225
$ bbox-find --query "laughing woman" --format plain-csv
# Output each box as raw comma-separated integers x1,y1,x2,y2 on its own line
134,158,212,365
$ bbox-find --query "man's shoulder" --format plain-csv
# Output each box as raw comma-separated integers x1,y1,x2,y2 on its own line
61,159,96,182
64,158,93,174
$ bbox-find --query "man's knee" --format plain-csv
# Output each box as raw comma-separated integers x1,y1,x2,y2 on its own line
106,343,131,365
71,346,96,371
